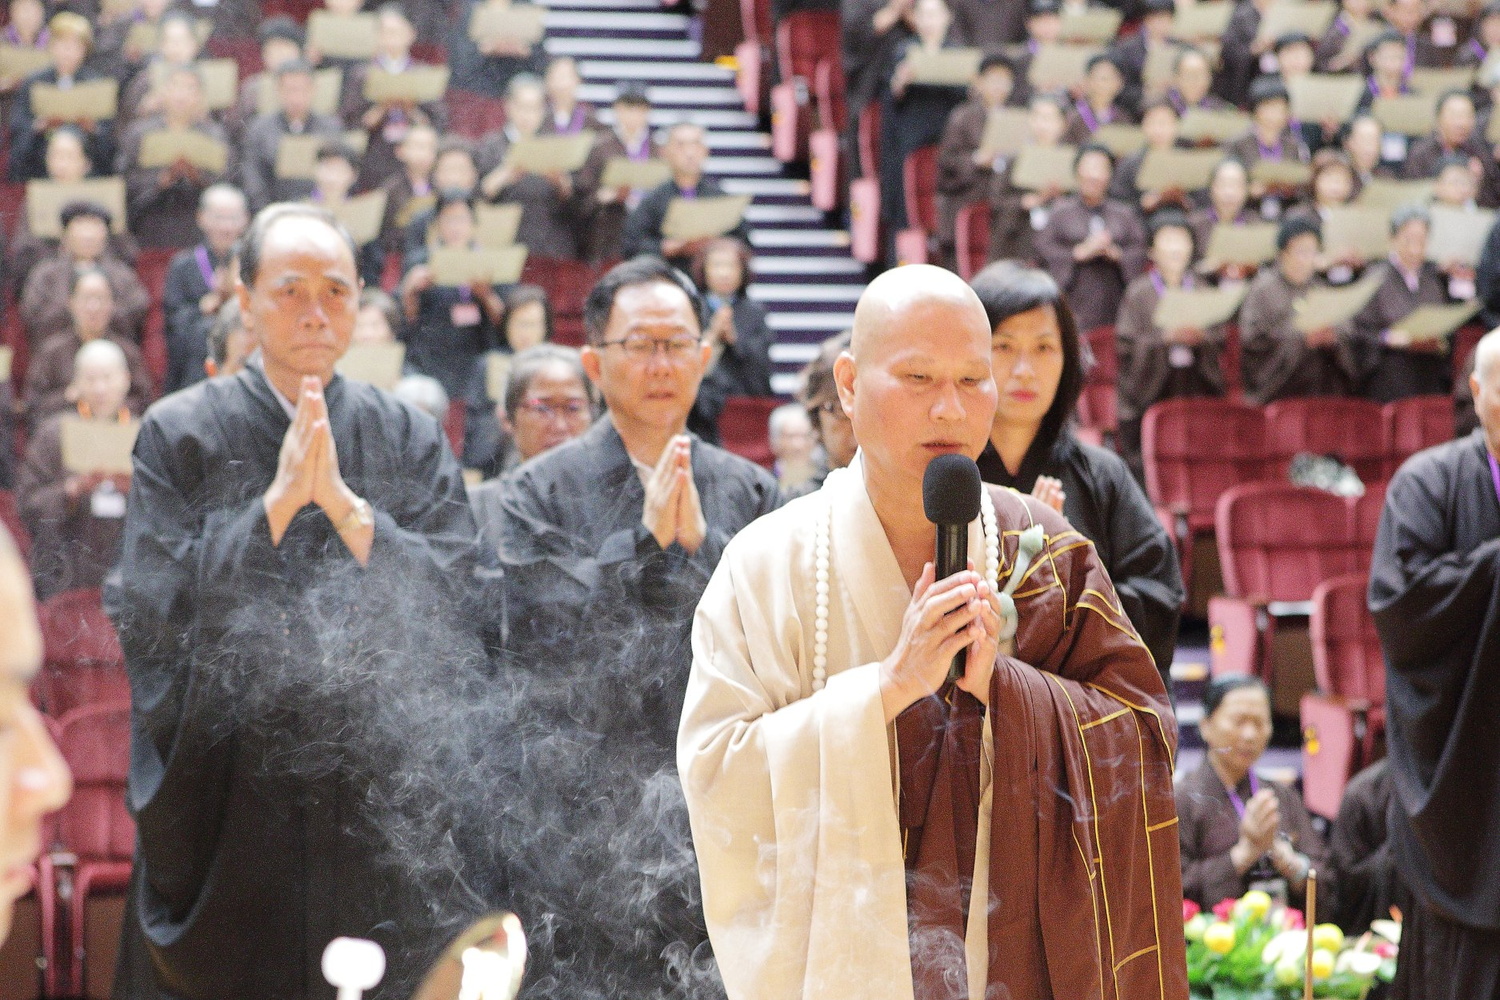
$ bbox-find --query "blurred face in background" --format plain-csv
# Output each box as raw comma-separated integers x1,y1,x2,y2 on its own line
973,64,1013,108
434,200,476,247
1434,162,1479,206
1174,50,1212,104
1278,232,1320,286
432,149,478,193
376,10,414,61
504,301,549,352
1151,225,1194,283
69,272,114,339
1313,162,1354,207
1028,99,1066,145
159,19,199,66
73,347,130,416
314,154,358,202
1391,217,1429,271
505,84,546,138
399,126,438,178
503,362,593,461
353,303,396,345
62,215,107,263
545,58,581,111
703,244,744,297
45,131,89,183
277,69,315,123
1209,160,1248,216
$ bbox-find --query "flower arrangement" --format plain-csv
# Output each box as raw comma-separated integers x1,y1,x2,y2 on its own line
1183,891,1399,1000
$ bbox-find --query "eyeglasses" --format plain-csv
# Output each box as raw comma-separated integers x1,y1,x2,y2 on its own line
598,335,702,362
517,398,591,421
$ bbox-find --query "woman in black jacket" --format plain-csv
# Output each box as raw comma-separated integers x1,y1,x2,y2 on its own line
687,236,775,443
969,260,1185,692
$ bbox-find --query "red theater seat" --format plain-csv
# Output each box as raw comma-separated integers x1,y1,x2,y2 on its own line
849,105,881,264
1264,396,1387,484
48,702,133,999
0,489,29,563
36,589,128,717
769,11,841,163
1076,325,1118,440
953,201,990,281
1301,572,1386,819
894,145,938,265
718,395,778,468
734,0,773,115
445,89,508,141
1382,394,1454,476
808,57,846,212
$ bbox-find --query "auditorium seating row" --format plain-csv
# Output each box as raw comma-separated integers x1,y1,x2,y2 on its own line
0,702,131,1000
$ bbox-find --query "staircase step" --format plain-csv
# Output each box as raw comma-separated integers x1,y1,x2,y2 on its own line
750,228,851,249
748,283,864,304
745,204,824,225
722,177,812,197
579,59,732,81
752,256,864,276
541,0,663,10
767,312,857,332
769,342,823,364
550,38,701,59
705,155,782,176
543,10,690,31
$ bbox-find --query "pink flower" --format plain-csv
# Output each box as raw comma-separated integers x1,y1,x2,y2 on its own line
1213,898,1236,921
1183,900,1201,922
1374,941,1397,959
1282,908,1305,930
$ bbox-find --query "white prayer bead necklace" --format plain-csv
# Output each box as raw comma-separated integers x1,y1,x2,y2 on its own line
811,489,1002,691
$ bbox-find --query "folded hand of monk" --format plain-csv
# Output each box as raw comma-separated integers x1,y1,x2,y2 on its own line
880,564,999,722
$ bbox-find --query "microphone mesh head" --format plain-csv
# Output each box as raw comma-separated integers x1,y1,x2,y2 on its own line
922,454,983,526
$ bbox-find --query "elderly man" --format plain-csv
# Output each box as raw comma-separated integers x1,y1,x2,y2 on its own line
162,184,251,394
493,255,780,993
1372,329,1500,1000
622,122,750,269
107,203,489,1000
238,59,347,213
17,339,134,599
679,264,1185,1000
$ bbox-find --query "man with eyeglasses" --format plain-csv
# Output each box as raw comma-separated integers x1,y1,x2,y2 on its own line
491,254,780,993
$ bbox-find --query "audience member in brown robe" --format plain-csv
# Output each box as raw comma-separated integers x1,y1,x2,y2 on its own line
1352,204,1454,402
23,268,153,426
340,6,449,191
934,54,1016,266
7,126,139,301
1344,113,1398,191
984,92,1070,265
1034,144,1148,332
841,0,915,123
1240,215,1359,402
1166,45,1235,119
477,74,584,260
116,12,208,135
1189,158,1258,281
377,125,441,254
1217,0,1274,108
7,12,116,183
17,338,134,599
238,59,346,213
1404,91,1500,208
1062,53,1136,146
1110,99,1192,215
21,201,150,348
1380,0,1450,71
1002,0,1063,107
161,184,249,395
1110,0,1178,113
1116,213,1227,475
947,0,1025,46
540,57,600,136
1225,78,1311,219
1314,0,1381,72
575,84,657,265
222,17,305,145
1329,758,1412,936
1285,150,1361,284
1176,677,1330,914
118,65,235,249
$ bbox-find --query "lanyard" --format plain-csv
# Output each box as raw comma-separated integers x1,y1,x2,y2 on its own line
1489,451,1500,507
194,245,216,288
1225,772,1260,819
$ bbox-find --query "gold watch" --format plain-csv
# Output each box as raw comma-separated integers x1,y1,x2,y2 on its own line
334,497,373,534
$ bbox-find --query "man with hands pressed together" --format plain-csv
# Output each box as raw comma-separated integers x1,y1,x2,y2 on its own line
108,203,487,1000
680,264,1185,1000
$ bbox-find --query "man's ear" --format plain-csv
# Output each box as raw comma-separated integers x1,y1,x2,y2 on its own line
234,277,254,332
832,350,856,419
580,345,603,386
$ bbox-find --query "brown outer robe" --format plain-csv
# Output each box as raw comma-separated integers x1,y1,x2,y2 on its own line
895,485,1188,1000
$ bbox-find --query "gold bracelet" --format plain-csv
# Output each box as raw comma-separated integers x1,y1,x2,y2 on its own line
334,498,372,534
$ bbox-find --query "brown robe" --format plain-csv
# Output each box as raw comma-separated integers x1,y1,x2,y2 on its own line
574,129,659,265
1034,195,1148,332
475,127,586,260
1404,133,1500,209
16,410,129,599
118,114,236,249
341,60,450,191
8,221,141,307
1115,272,1227,425
1175,757,1331,913
897,486,1187,999
935,100,999,261
237,110,347,213
1063,100,1136,147
1239,266,1359,403
984,158,1046,265
1350,258,1453,403
20,254,151,348
378,171,434,256
946,0,1026,47
22,329,154,427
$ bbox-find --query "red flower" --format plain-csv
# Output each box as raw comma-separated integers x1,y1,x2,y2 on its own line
1374,941,1397,959
1183,900,1201,922
1282,908,1305,930
1213,898,1235,921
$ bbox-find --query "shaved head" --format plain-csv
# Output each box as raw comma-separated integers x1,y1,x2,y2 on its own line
849,265,991,364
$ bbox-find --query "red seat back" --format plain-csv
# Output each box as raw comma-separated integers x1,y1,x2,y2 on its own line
0,488,29,563
814,56,847,133
54,703,133,866
37,589,128,715
902,145,940,234
740,0,772,44
718,395,779,468
520,256,597,348
1141,398,1268,531
857,101,881,179
1264,396,1388,484
1349,480,1387,572
1076,325,1118,434
954,202,990,281
1382,394,1454,473
1215,482,1360,603
1309,572,1384,708
775,11,841,86
1453,323,1483,382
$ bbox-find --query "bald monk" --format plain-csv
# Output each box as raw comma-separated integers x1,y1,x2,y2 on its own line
678,264,1186,1000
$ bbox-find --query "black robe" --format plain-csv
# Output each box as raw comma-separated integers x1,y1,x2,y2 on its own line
493,415,779,993
161,244,231,396
106,363,491,1000
976,431,1184,692
1330,758,1412,936
687,293,776,444
620,177,752,271
1370,429,1500,998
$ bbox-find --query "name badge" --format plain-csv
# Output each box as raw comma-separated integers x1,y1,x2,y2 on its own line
1169,345,1195,369
451,302,481,327
1030,207,1050,230
1449,275,1476,300
1431,17,1457,47
383,121,411,144
1326,264,1354,285
1382,133,1408,162
1260,52,1279,74
1259,197,1283,220
91,484,126,520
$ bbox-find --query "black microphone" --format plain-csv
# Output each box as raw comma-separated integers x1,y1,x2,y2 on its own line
922,454,983,684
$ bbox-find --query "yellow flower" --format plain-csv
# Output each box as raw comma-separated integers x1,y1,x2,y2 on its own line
1313,923,1345,952
1237,890,1273,921
1312,948,1336,980
1204,922,1236,955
